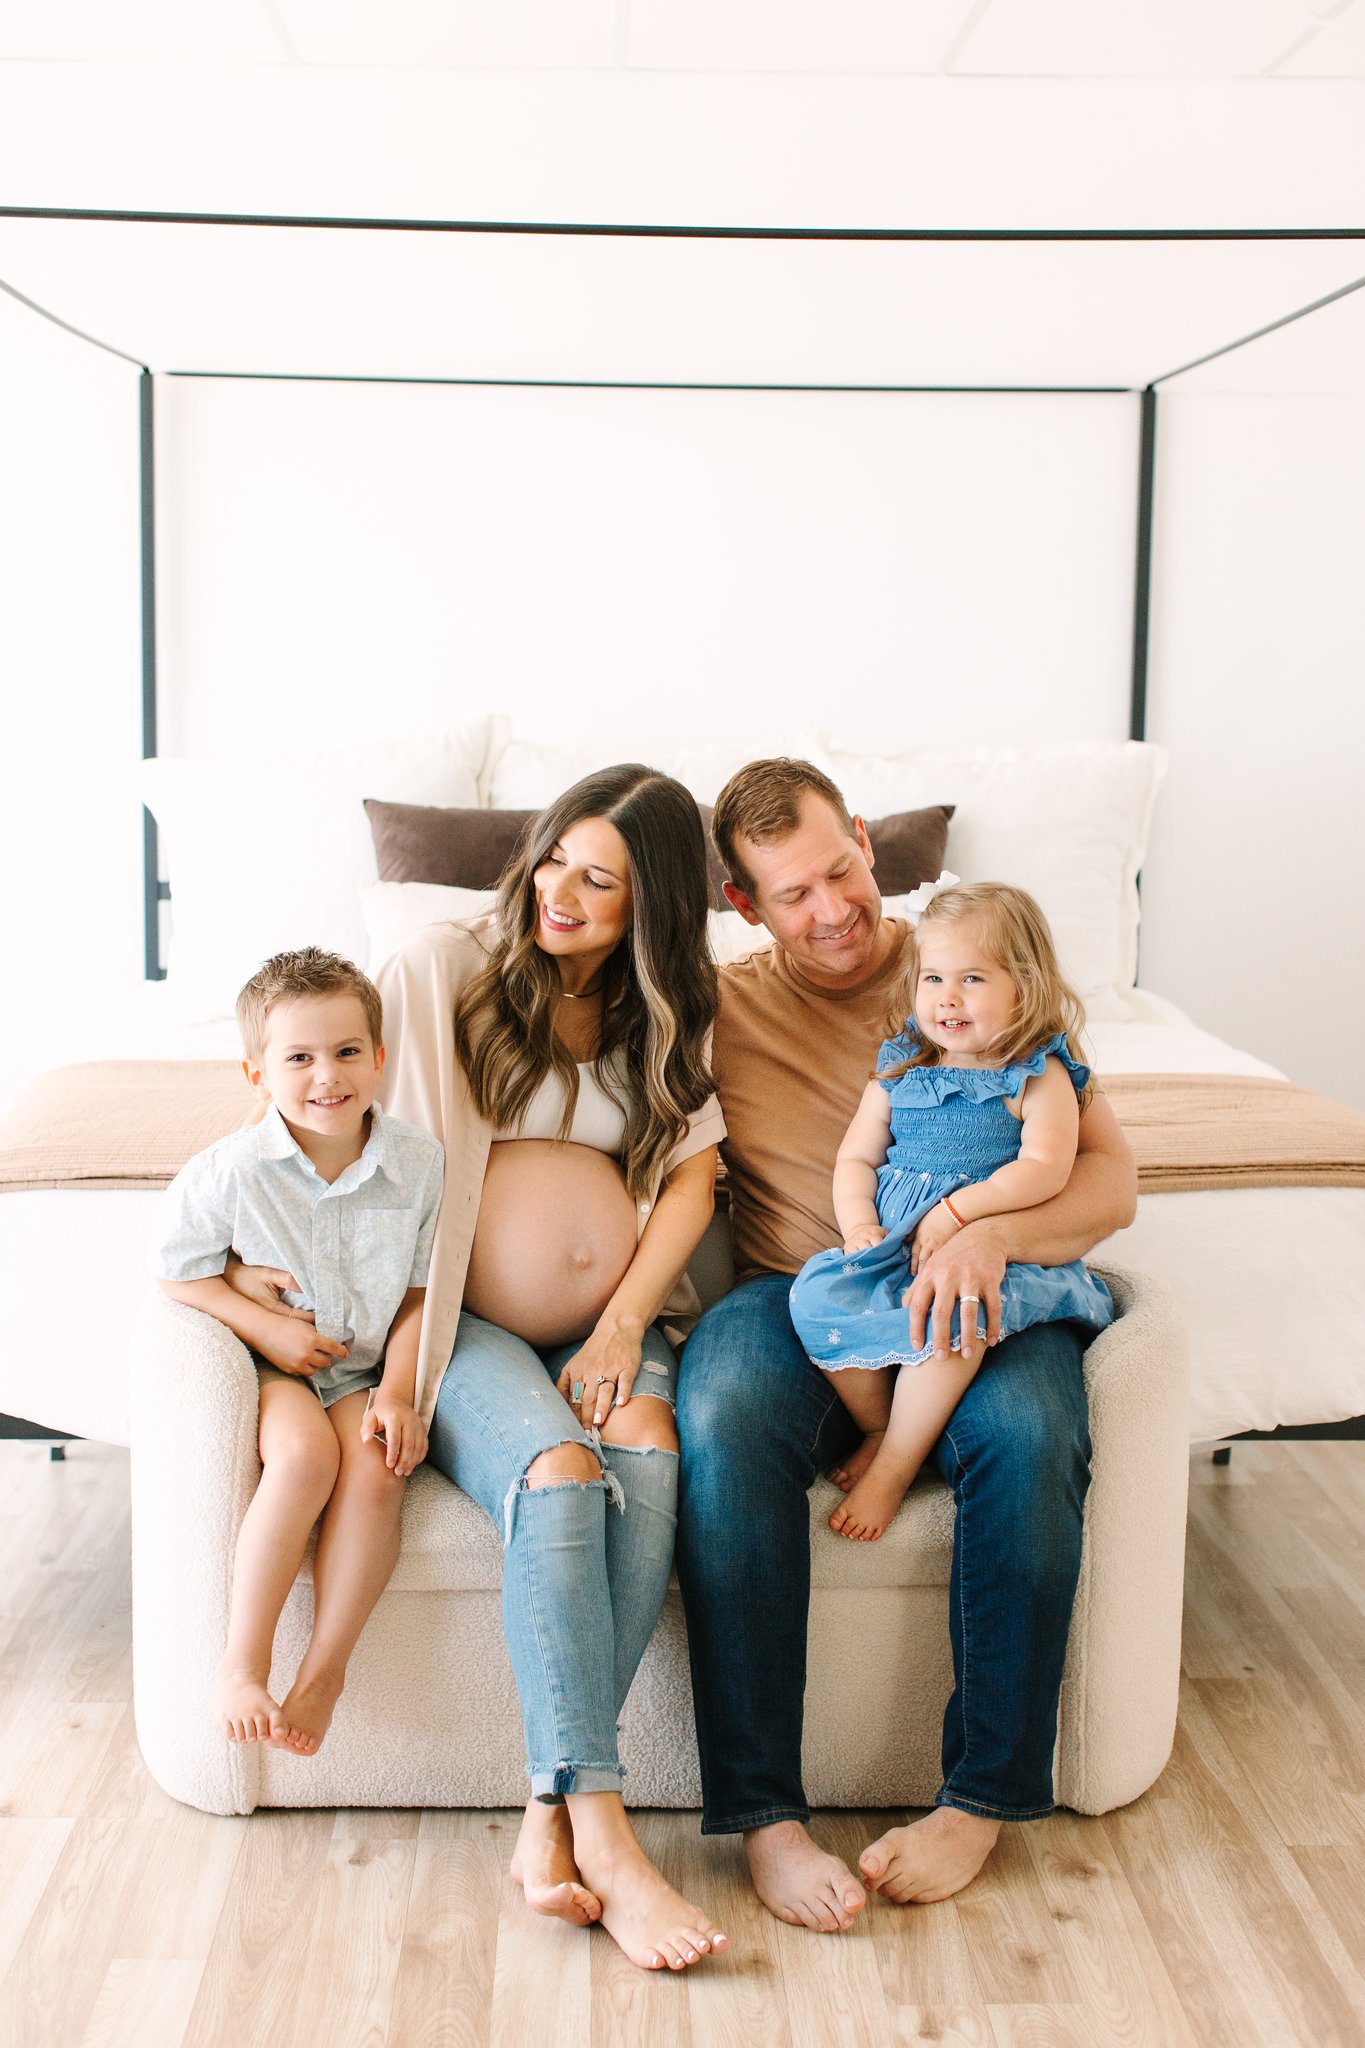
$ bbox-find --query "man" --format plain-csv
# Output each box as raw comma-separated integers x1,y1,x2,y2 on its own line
675,759,1136,1932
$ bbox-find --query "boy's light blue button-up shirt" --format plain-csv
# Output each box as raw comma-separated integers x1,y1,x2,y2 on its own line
158,1103,444,1386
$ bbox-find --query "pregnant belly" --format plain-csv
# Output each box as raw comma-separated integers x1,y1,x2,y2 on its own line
463,1139,640,1347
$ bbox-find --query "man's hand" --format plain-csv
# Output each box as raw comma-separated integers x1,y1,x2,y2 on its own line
557,1315,646,1429
842,1223,888,1256
902,1218,1007,1364
909,1201,961,1275
362,1390,427,1477
254,1318,349,1378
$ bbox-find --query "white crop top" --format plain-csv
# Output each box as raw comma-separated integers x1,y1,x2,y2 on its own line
492,1062,629,1157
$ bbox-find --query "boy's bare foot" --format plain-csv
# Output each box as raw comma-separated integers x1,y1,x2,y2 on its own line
573,1836,728,1971
829,1457,912,1540
859,1807,1001,1903
214,1664,279,1743
827,1430,885,1494
511,1801,602,1926
271,1667,344,1755
744,1820,867,1932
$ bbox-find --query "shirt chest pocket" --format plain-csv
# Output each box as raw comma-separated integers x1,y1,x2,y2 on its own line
336,1183,424,1294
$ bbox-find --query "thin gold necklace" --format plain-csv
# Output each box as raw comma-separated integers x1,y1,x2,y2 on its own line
559,980,605,1001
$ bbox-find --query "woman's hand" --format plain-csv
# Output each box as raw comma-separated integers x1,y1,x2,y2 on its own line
223,1253,311,1320
254,1319,349,1379
557,1313,647,1429
909,1199,962,1275
362,1390,428,1477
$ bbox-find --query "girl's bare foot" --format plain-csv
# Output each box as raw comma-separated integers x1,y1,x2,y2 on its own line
271,1666,344,1755
829,1456,912,1540
827,1429,885,1494
744,1821,866,1932
214,1663,279,1743
510,1802,602,1926
573,1835,728,1971
860,1807,1001,1903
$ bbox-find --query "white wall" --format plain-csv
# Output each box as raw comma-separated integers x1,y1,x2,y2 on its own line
2,64,1364,1113
1142,380,1365,1109
0,290,143,1098
155,376,1136,754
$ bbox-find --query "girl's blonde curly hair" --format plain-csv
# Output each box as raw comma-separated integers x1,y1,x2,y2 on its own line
883,882,1090,1101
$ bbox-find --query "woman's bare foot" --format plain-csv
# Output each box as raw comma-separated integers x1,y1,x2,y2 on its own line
827,1430,884,1494
271,1665,344,1755
859,1807,1001,1903
744,1820,867,1932
213,1663,279,1744
829,1454,913,1540
572,1832,727,1971
510,1802,602,1926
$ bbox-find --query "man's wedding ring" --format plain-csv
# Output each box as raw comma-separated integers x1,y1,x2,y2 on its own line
960,1294,980,1305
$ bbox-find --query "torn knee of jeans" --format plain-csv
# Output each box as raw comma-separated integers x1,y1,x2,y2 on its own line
502,1445,617,1543
523,1439,603,1489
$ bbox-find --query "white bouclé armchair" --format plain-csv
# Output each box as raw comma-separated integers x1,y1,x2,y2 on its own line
131,1261,1188,1819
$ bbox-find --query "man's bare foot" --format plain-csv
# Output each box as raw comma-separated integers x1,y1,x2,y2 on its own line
510,1802,602,1926
744,1820,867,1933
827,1430,885,1494
271,1666,344,1755
859,1806,1001,1903
829,1456,913,1540
573,1836,728,1971
214,1664,278,1744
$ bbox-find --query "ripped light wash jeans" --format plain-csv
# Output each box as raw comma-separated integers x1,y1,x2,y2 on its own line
426,1308,679,1800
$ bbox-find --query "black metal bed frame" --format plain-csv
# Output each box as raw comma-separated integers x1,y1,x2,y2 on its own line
2,208,1363,1454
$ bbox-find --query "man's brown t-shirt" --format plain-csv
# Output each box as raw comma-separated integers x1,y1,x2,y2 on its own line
713,921,913,1279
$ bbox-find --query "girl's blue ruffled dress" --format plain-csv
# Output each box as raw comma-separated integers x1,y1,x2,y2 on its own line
789,1029,1115,1369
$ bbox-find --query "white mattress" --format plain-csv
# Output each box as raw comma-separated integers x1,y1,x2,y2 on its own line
3,988,1361,1446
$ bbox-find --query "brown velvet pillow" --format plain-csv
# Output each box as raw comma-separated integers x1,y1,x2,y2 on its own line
697,802,954,910
364,800,536,890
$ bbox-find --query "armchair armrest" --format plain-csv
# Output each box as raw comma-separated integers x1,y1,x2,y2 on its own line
1059,1261,1191,1812
131,1294,264,1813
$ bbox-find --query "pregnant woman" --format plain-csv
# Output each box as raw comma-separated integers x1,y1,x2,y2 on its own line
377,762,728,1974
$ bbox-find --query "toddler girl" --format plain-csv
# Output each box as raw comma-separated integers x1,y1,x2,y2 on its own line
789,881,1114,1541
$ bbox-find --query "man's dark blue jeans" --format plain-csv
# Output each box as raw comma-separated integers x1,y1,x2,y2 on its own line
675,1271,1092,1832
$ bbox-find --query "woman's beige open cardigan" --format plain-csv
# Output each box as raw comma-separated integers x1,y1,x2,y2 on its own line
377,917,727,1428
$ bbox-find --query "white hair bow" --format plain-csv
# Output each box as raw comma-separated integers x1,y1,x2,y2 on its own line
901,869,959,926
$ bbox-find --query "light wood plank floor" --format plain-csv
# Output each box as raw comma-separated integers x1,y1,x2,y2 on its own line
2,1441,1363,2048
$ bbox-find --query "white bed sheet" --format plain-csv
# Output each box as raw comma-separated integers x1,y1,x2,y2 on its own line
3,988,1361,1446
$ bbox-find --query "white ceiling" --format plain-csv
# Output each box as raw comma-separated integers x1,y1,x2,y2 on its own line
0,0,1363,77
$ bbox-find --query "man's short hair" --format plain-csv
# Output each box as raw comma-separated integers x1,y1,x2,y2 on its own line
710,758,857,899
236,948,383,1060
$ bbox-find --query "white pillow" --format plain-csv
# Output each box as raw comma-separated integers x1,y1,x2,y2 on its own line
362,882,496,978
142,725,489,1023
812,740,1166,1012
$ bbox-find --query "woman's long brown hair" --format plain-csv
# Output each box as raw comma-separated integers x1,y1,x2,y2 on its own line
453,764,717,1198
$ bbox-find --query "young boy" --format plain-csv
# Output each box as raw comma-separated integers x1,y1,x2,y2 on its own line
157,948,444,1756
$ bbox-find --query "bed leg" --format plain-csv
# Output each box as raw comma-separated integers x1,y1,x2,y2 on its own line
1211,1445,1232,1466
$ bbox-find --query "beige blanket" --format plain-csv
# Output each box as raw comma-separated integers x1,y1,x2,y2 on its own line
1102,1072,1365,1193
0,1062,251,1192
1,1061,1364,1198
